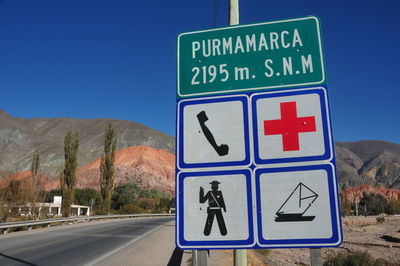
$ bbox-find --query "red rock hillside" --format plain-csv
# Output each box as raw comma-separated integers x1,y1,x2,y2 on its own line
0,170,59,192
342,184,400,202
1,146,175,196
77,146,175,195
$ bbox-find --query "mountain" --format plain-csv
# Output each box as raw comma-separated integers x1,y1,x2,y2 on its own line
342,184,400,202
335,140,400,189
0,146,175,195
77,146,175,194
0,110,174,177
1,110,399,190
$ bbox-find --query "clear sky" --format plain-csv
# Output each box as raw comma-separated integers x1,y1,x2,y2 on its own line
0,0,399,143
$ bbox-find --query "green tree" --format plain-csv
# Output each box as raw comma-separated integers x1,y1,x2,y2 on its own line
340,192,352,216
111,183,141,210
99,123,117,214
139,188,170,199
359,192,390,216
31,151,40,189
388,198,400,215
60,131,79,217
31,151,40,218
158,197,173,212
74,188,99,206
44,189,61,202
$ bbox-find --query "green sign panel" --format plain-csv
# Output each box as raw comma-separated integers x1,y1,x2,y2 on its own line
177,16,325,97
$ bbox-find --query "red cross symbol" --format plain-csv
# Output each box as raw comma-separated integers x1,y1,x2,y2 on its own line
264,101,316,151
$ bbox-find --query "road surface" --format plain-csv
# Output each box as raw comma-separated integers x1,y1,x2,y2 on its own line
0,216,174,266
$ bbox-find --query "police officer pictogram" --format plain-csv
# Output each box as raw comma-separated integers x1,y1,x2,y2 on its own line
200,181,227,236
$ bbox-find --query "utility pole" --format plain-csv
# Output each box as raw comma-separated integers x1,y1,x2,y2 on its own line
228,0,246,265
229,0,239,26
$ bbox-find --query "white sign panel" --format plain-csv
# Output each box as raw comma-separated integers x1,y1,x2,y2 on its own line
255,163,341,247
177,170,254,248
176,87,342,249
177,95,250,169
251,88,333,165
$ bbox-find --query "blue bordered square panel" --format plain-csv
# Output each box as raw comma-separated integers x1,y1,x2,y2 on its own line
177,169,255,249
177,95,251,169
254,163,342,248
251,87,333,165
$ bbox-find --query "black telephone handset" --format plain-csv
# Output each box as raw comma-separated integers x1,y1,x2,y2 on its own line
197,111,229,156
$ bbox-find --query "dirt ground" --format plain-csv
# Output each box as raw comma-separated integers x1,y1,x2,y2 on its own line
209,215,400,265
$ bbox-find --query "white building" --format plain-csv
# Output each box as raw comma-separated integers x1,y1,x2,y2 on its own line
9,196,90,217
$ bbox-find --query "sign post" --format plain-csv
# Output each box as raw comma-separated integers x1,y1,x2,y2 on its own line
176,13,342,264
228,1,247,265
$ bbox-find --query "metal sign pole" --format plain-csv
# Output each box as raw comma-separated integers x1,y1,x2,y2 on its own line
198,250,210,266
228,0,247,264
310,248,323,266
192,250,198,265
192,250,209,266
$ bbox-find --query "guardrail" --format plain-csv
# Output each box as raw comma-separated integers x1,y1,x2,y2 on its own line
0,213,174,234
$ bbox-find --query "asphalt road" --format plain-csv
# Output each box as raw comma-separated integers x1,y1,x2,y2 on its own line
0,216,174,266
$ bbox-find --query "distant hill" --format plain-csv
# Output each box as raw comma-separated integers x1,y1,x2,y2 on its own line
77,146,174,194
1,146,175,195
335,140,400,189
342,184,400,202
0,110,174,177
1,110,399,190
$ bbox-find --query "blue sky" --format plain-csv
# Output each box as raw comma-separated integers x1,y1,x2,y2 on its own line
0,0,399,143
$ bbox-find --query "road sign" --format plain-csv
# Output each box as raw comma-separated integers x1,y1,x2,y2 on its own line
177,170,254,248
177,16,325,98
252,87,333,164
177,95,251,169
255,164,342,247
176,16,342,250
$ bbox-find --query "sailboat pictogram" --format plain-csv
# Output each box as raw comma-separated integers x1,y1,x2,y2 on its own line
275,182,318,222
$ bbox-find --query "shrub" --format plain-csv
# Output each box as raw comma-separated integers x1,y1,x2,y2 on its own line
359,192,391,215
111,183,141,210
376,216,385,223
255,249,271,257
74,188,99,206
119,204,144,214
324,251,392,266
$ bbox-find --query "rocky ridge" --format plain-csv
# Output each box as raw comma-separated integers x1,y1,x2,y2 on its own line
342,184,400,202
335,140,400,189
77,145,175,194
1,110,400,190
1,145,175,195
0,110,174,177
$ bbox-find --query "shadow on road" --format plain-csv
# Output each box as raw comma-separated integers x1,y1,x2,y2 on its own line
0,253,38,266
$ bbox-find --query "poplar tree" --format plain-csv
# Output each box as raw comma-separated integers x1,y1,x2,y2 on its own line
31,151,40,217
31,151,40,189
60,131,79,217
99,123,117,214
